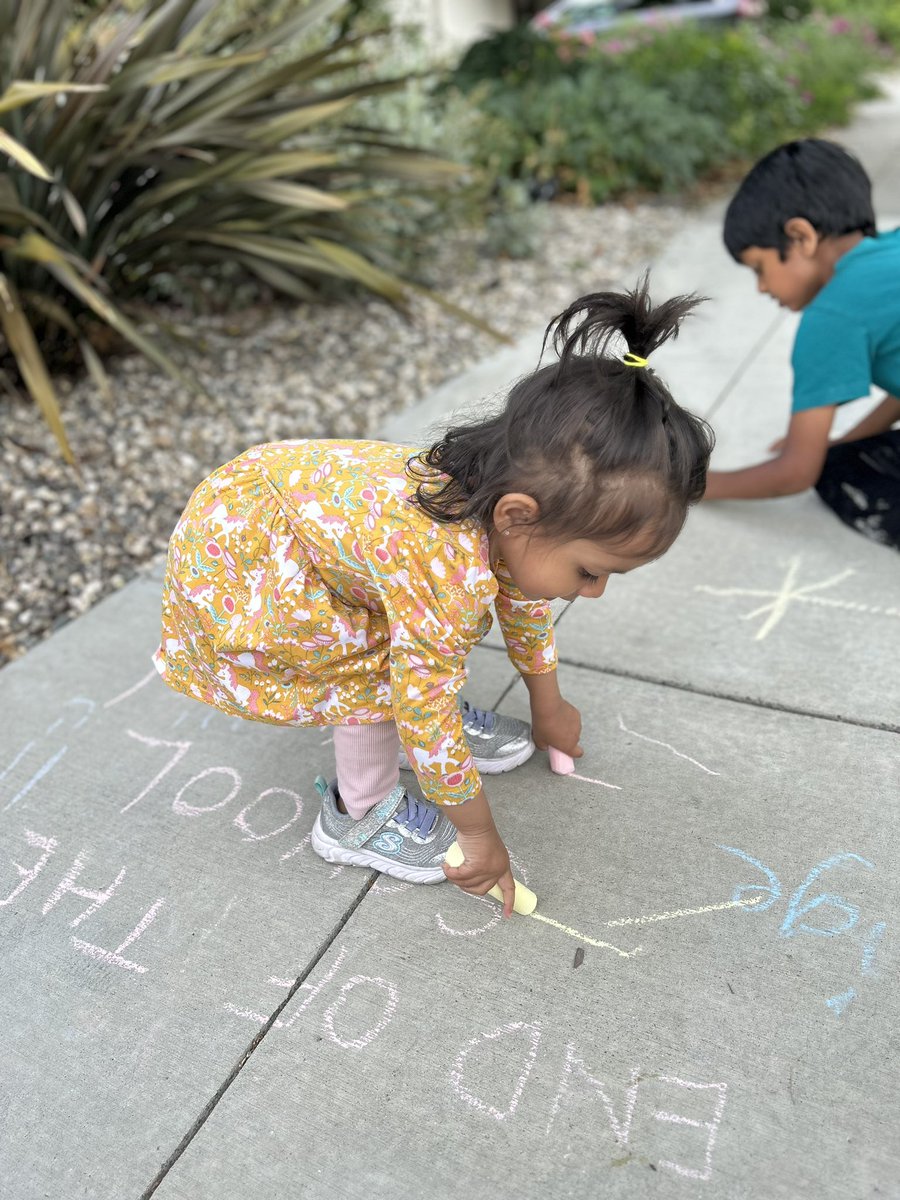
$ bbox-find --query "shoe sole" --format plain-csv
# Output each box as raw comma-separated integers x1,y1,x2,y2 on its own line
398,739,535,776
310,816,448,884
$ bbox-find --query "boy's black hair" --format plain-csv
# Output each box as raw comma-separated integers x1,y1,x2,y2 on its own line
408,276,713,559
723,138,876,262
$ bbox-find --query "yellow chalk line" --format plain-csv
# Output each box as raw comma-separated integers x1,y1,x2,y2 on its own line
527,912,642,958
605,894,763,928
526,894,761,958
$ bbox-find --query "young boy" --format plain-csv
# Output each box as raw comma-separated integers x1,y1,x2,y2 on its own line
705,138,900,550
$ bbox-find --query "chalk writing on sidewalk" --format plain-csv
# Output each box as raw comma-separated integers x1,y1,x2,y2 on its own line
695,557,900,641
452,1023,729,1181
617,713,721,776
0,826,166,974
224,942,400,1050
223,951,732,1181
719,845,886,1015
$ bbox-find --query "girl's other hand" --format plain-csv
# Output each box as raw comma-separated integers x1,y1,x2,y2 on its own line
443,827,516,918
531,697,583,760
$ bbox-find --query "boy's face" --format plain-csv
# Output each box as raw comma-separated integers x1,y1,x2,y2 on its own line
739,242,829,312
738,216,854,312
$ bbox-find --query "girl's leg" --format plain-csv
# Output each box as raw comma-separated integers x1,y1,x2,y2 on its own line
814,430,900,551
333,722,402,820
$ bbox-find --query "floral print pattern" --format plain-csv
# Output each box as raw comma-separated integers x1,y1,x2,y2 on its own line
155,440,556,805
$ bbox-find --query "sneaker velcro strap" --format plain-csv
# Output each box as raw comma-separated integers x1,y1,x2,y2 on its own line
339,784,407,850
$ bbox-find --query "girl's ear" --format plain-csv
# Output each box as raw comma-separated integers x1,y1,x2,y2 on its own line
783,217,820,257
492,492,540,534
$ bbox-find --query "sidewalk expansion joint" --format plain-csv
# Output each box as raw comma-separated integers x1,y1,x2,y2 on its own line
702,310,785,421
139,871,378,1199
479,641,899,736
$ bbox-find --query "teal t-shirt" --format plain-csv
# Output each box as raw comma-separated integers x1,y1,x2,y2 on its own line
791,227,900,412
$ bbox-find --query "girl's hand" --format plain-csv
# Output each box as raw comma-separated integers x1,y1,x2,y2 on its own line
531,697,583,760
442,827,516,918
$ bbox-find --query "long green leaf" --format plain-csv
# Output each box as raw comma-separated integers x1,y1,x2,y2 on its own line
0,129,52,181
12,232,200,394
0,81,107,117
107,48,267,92
307,237,408,302
238,180,349,212
0,271,74,463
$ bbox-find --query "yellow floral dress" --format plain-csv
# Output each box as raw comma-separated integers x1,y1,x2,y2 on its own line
154,440,556,805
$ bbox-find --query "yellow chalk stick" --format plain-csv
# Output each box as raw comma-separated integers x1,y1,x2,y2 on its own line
444,841,538,915
548,747,575,775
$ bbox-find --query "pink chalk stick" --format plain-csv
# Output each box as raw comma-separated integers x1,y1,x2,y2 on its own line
548,747,575,775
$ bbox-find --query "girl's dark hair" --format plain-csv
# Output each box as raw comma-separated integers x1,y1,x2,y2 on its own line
408,275,714,557
723,138,876,262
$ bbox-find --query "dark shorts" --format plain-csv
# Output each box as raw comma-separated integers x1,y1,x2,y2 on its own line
814,429,900,551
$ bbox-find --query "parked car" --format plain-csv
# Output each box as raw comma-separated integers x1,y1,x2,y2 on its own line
532,0,765,37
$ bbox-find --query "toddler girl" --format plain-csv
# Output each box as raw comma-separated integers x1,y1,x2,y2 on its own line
154,278,713,915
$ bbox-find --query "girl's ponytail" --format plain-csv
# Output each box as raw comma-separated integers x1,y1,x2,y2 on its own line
546,273,702,371
410,275,714,556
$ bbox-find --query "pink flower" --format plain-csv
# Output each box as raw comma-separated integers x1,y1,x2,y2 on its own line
830,17,852,34
206,541,221,557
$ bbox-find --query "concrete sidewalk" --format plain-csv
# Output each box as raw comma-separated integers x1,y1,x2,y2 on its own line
2,85,899,1200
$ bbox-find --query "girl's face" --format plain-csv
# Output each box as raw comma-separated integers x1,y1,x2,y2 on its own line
498,528,655,603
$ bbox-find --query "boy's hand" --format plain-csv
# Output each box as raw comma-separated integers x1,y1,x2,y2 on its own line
443,827,516,918
531,697,583,760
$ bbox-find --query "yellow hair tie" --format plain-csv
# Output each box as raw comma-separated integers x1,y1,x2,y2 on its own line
622,352,649,368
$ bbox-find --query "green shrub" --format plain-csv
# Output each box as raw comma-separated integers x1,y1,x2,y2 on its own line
0,0,472,461
813,0,900,50
449,12,888,206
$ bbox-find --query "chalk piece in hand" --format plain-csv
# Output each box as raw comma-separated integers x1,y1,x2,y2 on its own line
444,841,538,916
548,747,575,775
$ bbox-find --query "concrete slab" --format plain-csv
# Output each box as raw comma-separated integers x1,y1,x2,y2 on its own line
0,568,380,1199
148,665,899,1200
4,68,900,1200
551,499,900,729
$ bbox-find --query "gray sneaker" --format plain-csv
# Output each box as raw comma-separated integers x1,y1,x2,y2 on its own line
399,700,534,776
310,776,456,884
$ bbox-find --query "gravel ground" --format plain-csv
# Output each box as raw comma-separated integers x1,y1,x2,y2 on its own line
0,200,687,666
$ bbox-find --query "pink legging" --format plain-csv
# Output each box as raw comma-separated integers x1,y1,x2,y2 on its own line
333,721,404,820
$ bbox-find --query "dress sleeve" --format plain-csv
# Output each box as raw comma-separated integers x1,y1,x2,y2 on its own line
364,528,497,807
493,560,557,675
792,306,873,411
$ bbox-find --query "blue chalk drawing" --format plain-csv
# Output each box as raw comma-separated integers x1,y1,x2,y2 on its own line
779,853,874,938
825,989,857,1017
717,845,886,1017
718,846,781,911
862,921,886,975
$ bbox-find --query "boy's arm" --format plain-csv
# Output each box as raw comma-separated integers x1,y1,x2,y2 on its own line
832,394,900,444
704,406,835,500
